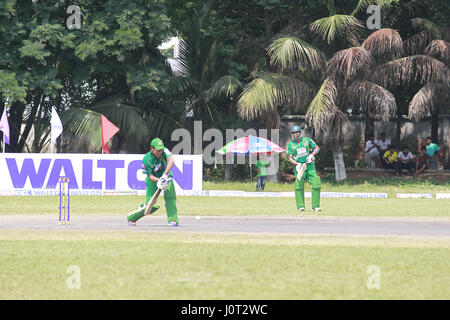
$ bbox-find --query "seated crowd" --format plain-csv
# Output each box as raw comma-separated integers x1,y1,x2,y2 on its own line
364,133,440,177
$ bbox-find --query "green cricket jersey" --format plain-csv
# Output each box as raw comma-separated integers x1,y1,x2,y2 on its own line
142,148,173,178
256,159,269,177
287,137,317,163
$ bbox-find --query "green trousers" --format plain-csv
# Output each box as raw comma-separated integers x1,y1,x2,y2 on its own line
294,163,321,209
127,177,178,224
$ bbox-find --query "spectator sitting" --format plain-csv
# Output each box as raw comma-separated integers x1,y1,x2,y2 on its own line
425,137,440,170
364,134,380,168
383,145,399,176
375,132,391,167
414,146,430,176
397,146,415,176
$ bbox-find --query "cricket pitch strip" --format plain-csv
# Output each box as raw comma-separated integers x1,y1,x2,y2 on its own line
1,215,450,237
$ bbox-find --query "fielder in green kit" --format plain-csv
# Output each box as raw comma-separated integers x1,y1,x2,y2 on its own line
127,138,179,227
287,125,322,212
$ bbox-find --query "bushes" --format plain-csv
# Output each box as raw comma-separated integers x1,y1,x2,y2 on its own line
310,137,364,171
279,155,293,174
204,162,254,182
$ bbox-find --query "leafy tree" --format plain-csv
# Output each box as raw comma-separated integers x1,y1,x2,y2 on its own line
1,0,179,153
1,0,76,152
63,0,180,152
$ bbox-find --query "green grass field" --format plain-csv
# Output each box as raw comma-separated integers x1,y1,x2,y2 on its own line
0,231,449,299
0,180,449,299
1,195,449,217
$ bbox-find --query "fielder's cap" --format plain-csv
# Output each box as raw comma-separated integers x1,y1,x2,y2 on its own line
151,138,165,150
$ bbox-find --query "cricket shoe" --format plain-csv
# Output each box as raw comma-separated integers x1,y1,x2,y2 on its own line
126,213,136,226
298,207,305,212
168,221,178,227
313,207,322,212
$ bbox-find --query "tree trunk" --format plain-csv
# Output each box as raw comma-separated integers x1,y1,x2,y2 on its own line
262,112,281,182
267,172,280,183
395,114,402,149
129,83,135,105
116,133,123,153
8,100,26,152
332,124,346,181
263,10,273,69
267,153,281,183
365,114,375,142
333,151,347,181
19,94,40,152
224,163,233,181
431,111,439,144
32,95,45,152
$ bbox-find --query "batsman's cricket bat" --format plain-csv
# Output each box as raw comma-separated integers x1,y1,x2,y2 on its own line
296,163,307,181
144,188,162,216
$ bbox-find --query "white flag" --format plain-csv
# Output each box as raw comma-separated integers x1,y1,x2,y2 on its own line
51,106,63,144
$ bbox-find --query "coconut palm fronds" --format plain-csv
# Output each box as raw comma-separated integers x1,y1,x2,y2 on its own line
206,75,243,100
372,55,450,88
310,15,365,46
346,80,396,120
267,36,326,72
425,40,450,65
351,0,395,16
327,47,375,81
408,83,450,120
237,71,314,121
362,28,403,60
306,77,347,132
403,31,435,56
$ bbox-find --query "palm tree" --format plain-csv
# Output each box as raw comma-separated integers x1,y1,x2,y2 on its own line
165,2,245,180
359,28,403,140
237,2,397,181
368,25,450,147
236,0,372,129
405,23,450,145
169,38,243,128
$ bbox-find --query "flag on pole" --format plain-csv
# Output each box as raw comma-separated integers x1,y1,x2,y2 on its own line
51,106,63,144
0,106,10,145
101,114,119,154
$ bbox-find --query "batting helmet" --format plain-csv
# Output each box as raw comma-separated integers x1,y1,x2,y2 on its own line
290,125,302,133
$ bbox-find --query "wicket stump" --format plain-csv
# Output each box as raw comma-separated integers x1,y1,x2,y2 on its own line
58,177,70,224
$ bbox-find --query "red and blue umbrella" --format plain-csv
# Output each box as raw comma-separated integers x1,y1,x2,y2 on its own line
217,135,285,155
217,135,285,186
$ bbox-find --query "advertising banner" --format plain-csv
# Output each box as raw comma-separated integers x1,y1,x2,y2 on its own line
0,153,202,196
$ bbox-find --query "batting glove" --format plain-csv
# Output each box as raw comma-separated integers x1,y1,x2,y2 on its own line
157,177,168,190
157,173,172,190
306,154,315,164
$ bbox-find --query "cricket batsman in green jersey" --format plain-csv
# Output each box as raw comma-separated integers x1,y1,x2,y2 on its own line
287,125,322,212
127,138,179,226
